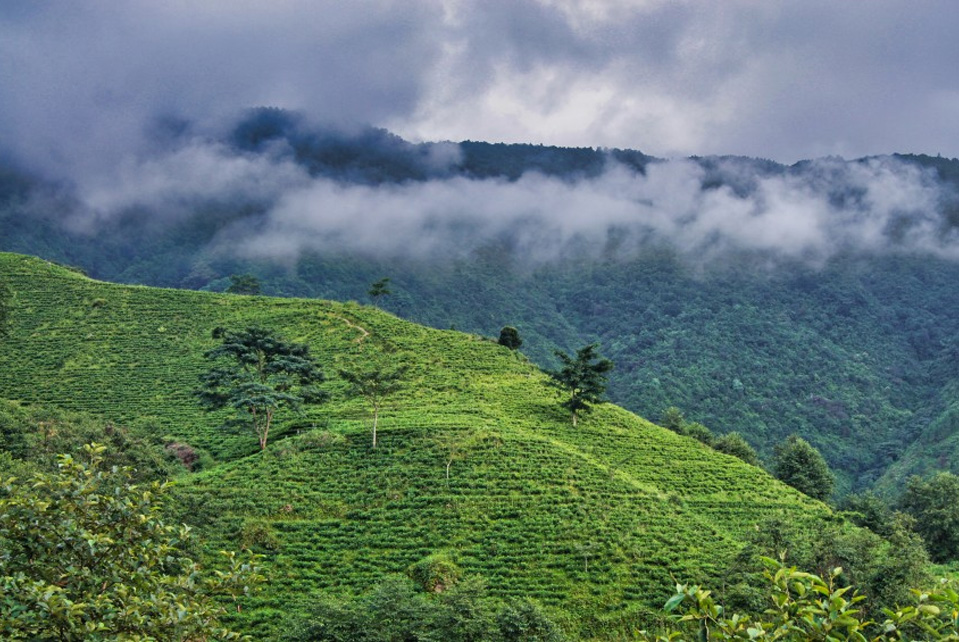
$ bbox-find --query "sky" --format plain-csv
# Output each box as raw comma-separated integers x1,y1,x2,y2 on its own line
3,1,959,266
2,0,959,175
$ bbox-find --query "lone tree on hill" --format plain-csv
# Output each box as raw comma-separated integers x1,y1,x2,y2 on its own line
196,326,328,450
0,443,263,639
498,326,523,350
368,277,391,306
547,344,613,427
339,364,408,448
772,434,834,502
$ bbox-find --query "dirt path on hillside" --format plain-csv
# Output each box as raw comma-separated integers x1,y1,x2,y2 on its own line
331,313,370,343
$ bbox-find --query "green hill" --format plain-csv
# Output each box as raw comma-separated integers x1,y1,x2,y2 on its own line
0,252,837,637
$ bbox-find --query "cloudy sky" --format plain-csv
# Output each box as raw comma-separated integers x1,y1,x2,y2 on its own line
3,1,959,267
2,0,959,175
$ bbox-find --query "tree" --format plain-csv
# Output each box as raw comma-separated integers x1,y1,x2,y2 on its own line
772,434,835,502
899,471,959,563
547,344,613,427
840,490,896,537
339,364,407,448
226,273,262,295
713,431,760,466
498,326,523,350
497,598,566,642
661,406,685,432
0,443,262,640
368,277,391,306
196,326,328,450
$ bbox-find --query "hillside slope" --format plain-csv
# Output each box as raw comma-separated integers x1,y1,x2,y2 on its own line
0,252,831,637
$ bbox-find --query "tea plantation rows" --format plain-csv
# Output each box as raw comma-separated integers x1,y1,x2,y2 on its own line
0,252,831,639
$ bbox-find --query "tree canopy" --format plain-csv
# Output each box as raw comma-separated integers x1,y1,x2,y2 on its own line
368,277,391,306
0,443,262,640
899,471,959,563
772,434,835,501
547,344,613,426
196,326,328,450
226,273,262,295
498,326,523,350
339,364,408,448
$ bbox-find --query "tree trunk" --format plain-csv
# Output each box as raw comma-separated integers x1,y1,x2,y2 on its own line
259,408,273,450
372,406,379,448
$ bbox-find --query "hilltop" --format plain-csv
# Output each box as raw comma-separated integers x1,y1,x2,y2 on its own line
0,252,839,638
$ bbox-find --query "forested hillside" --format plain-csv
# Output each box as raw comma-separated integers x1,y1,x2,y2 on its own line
0,252,866,638
3,114,959,494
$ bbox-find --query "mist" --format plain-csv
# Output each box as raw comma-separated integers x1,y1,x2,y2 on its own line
21,119,955,269
230,156,956,265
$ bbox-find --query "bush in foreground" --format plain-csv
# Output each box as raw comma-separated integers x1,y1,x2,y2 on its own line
0,443,263,640
643,556,957,641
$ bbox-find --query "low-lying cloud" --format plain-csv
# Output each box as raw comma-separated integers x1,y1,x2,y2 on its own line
54,131,955,267
225,155,954,265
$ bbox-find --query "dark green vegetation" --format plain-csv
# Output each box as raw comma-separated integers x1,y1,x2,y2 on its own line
899,472,959,564
4,121,959,494
196,326,329,450
498,326,523,351
548,344,614,427
283,575,566,642
0,252,856,639
226,274,263,295
644,556,958,641
773,435,836,502
0,443,262,640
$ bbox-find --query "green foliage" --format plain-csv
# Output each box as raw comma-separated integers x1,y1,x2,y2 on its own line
661,407,686,433
729,513,931,615
499,326,523,350
497,598,567,642
0,443,263,640
547,344,613,426
196,326,329,450
238,517,281,552
0,253,864,638
645,556,957,641
283,574,564,642
773,434,835,502
682,421,714,446
840,491,896,538
899,472,959,563
0,277,10,337
368,277,391,306
0,399,183,481
338,363,408,448
226,273,262,295
408,551,463,593
713,432,760,467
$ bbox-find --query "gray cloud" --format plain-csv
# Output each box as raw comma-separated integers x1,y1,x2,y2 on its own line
202,154,953,265
2,0,959,176
0,1,443,179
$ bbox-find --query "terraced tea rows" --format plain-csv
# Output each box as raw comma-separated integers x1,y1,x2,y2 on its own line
0,252,833,639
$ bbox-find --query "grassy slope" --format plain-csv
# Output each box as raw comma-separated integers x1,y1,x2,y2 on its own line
0,252,829,638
